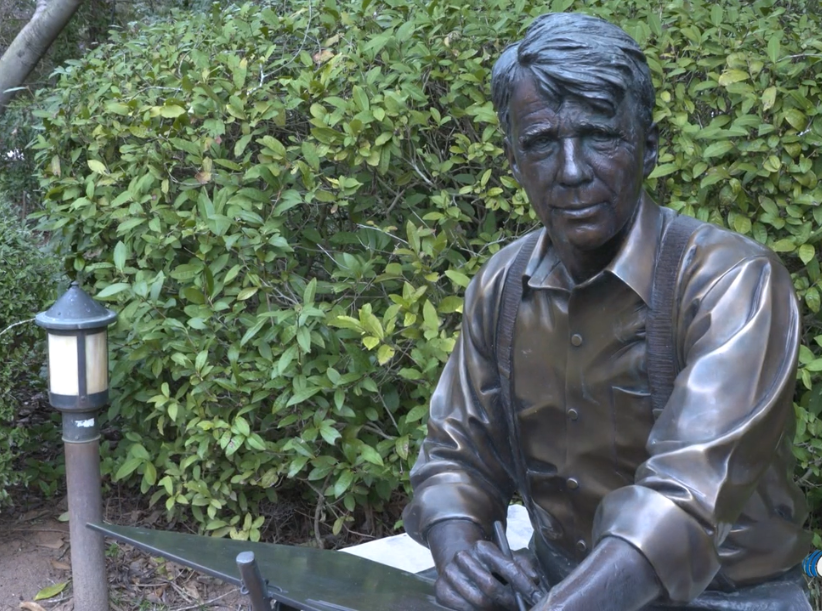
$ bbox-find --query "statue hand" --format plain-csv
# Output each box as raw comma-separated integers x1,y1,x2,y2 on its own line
435,540,546,611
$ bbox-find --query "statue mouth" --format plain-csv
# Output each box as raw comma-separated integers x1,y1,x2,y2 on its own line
553,202,606,218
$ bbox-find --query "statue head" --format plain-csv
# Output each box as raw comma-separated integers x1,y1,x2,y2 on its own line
491,13,655,140
490,13,659,277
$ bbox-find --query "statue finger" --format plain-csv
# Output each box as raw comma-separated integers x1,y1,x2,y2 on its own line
449,551,517,609
434,575,483,611
512,549,542,582
473,543,544,605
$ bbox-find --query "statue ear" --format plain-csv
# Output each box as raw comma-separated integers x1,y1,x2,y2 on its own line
643,123,659,179
504,137,522,183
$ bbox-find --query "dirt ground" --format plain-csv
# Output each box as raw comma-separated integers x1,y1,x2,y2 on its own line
0,493,246,610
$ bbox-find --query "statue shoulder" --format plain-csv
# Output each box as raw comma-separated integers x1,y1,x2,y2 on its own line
682,217,789,276
461,230,543,337
465,230,542,304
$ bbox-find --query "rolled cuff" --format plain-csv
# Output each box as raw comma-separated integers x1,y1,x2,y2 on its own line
593,485,721,603
402,474,507,546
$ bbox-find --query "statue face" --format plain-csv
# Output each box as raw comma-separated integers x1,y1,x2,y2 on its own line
505,75,658,255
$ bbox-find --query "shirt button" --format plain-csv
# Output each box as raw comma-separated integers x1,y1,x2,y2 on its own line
567,477,579,490
576,539,588,553
570,333,583,347
567,408,579,421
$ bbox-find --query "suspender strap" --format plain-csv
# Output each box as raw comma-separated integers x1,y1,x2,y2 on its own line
495,230,540,493
496,231,541,381
647,213,700,415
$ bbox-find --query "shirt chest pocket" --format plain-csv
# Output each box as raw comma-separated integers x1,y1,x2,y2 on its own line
610,387,656,482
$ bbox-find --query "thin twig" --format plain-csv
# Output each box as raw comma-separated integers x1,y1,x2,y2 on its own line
252,0,315,92
0,317,33,338
171,587,239,610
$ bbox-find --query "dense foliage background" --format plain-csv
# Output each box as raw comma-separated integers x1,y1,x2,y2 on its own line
8,0,822,545
0,194,60,504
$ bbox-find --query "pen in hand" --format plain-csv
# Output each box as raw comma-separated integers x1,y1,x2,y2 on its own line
493,520,528,611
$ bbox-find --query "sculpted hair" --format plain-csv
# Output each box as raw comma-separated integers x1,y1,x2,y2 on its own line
491,13,655,135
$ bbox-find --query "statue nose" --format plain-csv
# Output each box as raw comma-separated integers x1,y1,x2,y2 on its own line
558,138,592,186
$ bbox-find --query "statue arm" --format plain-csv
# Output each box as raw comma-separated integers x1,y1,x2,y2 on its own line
403,253,519,547
530,536,661,611
590,249,801,605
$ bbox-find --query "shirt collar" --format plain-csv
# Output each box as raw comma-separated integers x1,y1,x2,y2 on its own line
524,193,663,305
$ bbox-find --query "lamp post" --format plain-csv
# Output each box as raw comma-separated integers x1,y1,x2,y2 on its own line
36,281,117,611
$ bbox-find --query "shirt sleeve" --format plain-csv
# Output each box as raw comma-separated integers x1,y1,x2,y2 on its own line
593,234,801,603
402,252,519,546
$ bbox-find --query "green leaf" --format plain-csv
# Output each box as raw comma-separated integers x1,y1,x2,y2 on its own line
106,102,131,115
237,287,259,301
303,277,318,305
799,244,815,264
297,327,311,353
160,105,186,118
286,387,321,407
87,159,108,174
702,141,734,158
422,300,439,331
377,344,395,365
234,416,251,437
143,461,157,485
246,434,266,451
118,217,145,233
195,349,208,371
359,444,384,467
241,318,265,346
114,457,143,481
320,421,341,445
718,70,748,86
34,581,68,601
761,87,777,111
438,296,463,314
399,368,422,380
96,283,130,298
806,288,821,313
406,405,428,423
278,345,298,375
783,109,807,131
353,86,370,112
648,163,679,179
733,216,751,235
131,443,150,460
768,36,781,63
333,470,354,497
771,239,796,253
113,241,127,272
445,270,471,288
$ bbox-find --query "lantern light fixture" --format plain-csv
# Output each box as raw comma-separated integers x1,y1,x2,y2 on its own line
35,281,117,413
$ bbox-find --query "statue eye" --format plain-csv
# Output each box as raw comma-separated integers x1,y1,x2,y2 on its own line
523,133,557,151
588,130,618,144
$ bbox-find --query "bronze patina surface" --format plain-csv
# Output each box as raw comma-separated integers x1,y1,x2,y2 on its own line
403,12,811,611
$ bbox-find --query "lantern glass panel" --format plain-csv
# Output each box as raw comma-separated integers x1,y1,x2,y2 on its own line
48,334,79,395
85,331,108,394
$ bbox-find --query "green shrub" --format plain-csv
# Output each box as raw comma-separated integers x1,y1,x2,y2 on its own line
0,100,39,216
31,0,822,540
0,196,60,505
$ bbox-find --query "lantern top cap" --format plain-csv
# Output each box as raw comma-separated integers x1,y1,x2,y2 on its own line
35,281,118,331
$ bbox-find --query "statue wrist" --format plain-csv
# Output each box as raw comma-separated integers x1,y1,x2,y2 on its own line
425,519,486,570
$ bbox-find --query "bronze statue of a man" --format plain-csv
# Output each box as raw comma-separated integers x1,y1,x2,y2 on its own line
403,12,812,611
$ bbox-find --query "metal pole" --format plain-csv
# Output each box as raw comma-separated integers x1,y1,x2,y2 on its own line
237,551,273,611
63,412,109,610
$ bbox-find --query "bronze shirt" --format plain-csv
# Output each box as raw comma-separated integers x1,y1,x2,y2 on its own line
403,194,810,604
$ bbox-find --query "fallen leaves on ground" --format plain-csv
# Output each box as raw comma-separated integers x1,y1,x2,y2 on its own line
33,581,68,601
